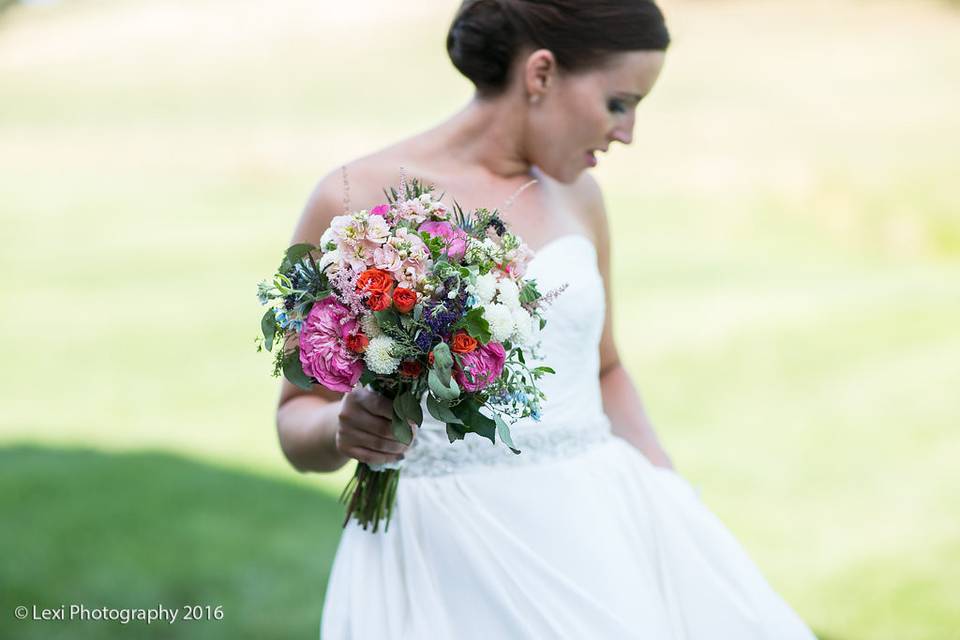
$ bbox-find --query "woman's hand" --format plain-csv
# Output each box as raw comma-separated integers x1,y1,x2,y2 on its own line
335,388,414,465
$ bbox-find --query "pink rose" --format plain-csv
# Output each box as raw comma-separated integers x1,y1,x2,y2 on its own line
419,221,468,260
298,297,363,393
454,341,506,392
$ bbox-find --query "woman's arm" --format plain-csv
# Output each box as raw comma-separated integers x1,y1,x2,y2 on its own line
275,171,352,474
576,175,675,471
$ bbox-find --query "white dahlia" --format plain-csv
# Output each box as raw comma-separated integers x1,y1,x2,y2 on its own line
364,335,399,374
485,303,515,343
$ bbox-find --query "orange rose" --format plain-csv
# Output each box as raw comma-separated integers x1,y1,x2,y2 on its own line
356,268,394,295
345,333,369,353
399,360,423,378
367,291,391,311
451,331,478,354
393,287,417,314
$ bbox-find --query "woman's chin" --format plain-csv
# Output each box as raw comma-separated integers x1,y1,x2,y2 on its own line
536,162,582,185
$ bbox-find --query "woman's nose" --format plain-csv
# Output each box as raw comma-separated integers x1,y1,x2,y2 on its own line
610,124,633,146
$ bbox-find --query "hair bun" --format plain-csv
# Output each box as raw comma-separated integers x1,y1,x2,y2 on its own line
446,0,519,96
446,0,670,98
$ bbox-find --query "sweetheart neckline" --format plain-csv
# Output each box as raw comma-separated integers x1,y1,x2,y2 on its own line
528,233,597,262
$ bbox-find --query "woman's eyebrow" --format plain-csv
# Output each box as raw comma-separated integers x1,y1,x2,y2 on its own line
615,91,644,103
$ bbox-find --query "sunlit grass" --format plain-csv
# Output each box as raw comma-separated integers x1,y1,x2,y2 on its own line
1,0,958,638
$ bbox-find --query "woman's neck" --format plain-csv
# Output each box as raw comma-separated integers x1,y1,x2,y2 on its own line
423,95,534,181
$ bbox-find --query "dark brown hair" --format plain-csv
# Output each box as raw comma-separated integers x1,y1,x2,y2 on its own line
447,0,670,97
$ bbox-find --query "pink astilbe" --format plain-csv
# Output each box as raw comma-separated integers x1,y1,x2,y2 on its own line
329,267,368,318
525,282,568,312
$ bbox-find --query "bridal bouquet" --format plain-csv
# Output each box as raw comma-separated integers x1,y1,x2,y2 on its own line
256,174,558,532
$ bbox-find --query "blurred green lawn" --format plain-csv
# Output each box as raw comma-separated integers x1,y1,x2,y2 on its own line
1,0,958,638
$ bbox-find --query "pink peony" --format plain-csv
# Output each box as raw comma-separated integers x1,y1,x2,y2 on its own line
419,221,468,260
299,297,363,392
454,341,506,392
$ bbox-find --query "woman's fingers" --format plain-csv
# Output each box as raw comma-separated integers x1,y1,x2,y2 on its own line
343,429,408,456
345,446,405,466
351,388,394,420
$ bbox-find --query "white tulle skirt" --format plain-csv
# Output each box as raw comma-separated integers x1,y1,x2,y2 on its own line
320,434,817,639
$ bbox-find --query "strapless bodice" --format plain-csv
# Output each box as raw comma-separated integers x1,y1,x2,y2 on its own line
401,234,614,478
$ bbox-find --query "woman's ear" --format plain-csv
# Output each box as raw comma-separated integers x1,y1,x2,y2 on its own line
523,48,557,101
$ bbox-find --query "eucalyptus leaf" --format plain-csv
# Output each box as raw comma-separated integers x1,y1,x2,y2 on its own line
428,370,461,402
261,308,276,353
282,349,313,391
391,413,414,445
393,392,424,429
452,400,496,445
432,342,454,386
446,423,467,443
493,414,522,455
426,394,463,425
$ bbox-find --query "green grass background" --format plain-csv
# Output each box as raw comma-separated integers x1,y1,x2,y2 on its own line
1,0,958,638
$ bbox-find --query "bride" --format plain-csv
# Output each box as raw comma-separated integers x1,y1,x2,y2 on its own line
276,1,818,638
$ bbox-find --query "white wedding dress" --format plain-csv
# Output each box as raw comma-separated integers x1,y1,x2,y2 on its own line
320,234,817,639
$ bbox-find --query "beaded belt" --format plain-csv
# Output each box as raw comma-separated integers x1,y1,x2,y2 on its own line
399,418,615,478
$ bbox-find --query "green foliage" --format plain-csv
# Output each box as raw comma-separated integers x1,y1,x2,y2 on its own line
260,308,276,352
391,392,422,444
455,307,491,344
281,349,313,390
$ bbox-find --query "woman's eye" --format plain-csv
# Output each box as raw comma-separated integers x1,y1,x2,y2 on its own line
607,99,627,114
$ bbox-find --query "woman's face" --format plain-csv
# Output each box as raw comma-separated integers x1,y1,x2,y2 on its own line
524,50,666,183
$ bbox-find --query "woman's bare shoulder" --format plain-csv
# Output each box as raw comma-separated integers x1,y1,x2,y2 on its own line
558,172,608,248
290,142,419,245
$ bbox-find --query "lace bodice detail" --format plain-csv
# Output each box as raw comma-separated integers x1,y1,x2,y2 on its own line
399,234,613,478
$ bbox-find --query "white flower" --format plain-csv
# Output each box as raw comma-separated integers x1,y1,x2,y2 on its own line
511,307,538,346
318,248,341,274
319,227,335,250
365,335,399,375
485,303,515,343
474,273,498,305
360,314,382,338
497,278,521,310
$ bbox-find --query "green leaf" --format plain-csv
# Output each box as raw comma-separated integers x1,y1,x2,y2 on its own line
280,243,316,272
458,307,491,344
282,349,313,391
519,280,541,305
517,349,525,365
393,392,424,429
493,414,521,455
261,308,277,353
533,366,556,375
374,308,400,329
428,370,461,402
391,413,413,445
432,342,454,386
452,400,496,445
426,394,463,425
446,423,467,443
